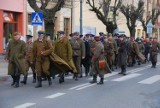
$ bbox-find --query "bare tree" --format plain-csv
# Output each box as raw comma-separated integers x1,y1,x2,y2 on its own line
120,0,144,37
27,0,66,39
86,0,122,34
139,8,160,38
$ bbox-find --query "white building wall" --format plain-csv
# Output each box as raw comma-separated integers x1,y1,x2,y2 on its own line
72,0,106,35
59,8,71,31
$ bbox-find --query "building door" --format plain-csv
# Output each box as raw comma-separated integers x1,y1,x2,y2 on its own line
3,12,17,49
3,23,17,49
64,18,70,36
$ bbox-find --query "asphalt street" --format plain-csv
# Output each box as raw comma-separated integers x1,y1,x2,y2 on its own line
0,56,160,108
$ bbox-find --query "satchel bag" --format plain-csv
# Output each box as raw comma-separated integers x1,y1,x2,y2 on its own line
98,60,105,69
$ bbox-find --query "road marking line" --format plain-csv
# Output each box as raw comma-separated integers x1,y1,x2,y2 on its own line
27,75,32,78
14,103,36,108
88,72,118,80
128,66,150,73
138,75,160,84
70,83,90,90
76,84,96,90
65,76,73,79
113,73,141,81
45,93,66,99
104,72,118,78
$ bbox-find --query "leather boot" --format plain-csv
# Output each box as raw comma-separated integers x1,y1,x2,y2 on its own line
15,75,20,88
118,67,123,74
75,75,78,81
85,67,89,77
153,62,156,68
73,73,78,81
35,76,42,88
20,75,27,85
32,73,36,83
97,78,104,85
47,76,52,86
90,75,97,84
59,73,65,83
111,67,114,71
79,72,83,78
11,75,16,86
122,65,126,76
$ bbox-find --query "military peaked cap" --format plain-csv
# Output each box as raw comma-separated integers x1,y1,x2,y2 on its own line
26,35,33,39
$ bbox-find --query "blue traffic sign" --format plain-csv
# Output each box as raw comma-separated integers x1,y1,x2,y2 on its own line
147,20,153,34
31,12,43,26
147,27,153,34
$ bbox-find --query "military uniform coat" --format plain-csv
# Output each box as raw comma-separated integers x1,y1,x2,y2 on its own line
53,38,77,73
127,41,139,64
91,41,108,77
32,38,53,76
25,42,34,72
103,41,114,67
138,42,145,53
5,39,26,75
70,38,85,57
88,39,96,55
118,40,127,66
150,41,160,63
108,38,118,65
70,38,85,74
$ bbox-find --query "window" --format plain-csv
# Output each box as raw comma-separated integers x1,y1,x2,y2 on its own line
3,12,18,49
28,14,32,24
64,18,70,36
3,12,17,23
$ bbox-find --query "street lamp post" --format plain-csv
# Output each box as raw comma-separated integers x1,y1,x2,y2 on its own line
80,0,83,35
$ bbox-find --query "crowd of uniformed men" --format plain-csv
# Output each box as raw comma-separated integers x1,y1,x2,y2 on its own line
5,31,160,88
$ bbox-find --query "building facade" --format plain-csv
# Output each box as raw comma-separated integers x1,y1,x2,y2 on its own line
72,0,106,35
27,1,72,39
0,0,26,54
154,0,160,40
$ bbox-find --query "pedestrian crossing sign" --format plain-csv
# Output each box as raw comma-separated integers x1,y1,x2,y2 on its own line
31,12,43,26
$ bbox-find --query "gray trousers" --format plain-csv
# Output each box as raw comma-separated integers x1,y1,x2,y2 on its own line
73,56,81,75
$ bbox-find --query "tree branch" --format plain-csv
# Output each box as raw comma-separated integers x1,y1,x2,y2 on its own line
50,0,65,13
40,0,50,10
28,0,43,12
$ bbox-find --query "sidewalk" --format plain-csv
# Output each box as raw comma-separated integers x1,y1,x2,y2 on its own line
0,54,9,82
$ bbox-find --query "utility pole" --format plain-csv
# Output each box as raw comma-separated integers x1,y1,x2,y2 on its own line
71,0,73,34
80,0,83,35
132,0,134,6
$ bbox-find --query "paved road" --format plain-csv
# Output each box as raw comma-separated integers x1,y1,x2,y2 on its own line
0,56,160,108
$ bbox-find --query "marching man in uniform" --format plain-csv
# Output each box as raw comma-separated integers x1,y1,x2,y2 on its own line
21,35,36,84
90,35,107,85
31,31,53,88
118,35,128,76
5,32,26,88
150,37,160,68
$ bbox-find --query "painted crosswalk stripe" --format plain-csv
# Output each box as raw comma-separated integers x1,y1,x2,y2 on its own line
113,73,141,81
65,76,74,79
14,103,36,108
138,75,160,84
70,83,90,90
27,75,32,78
88,72,118,80
45,93,66,99
76,84,96,90
129,62,160,74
